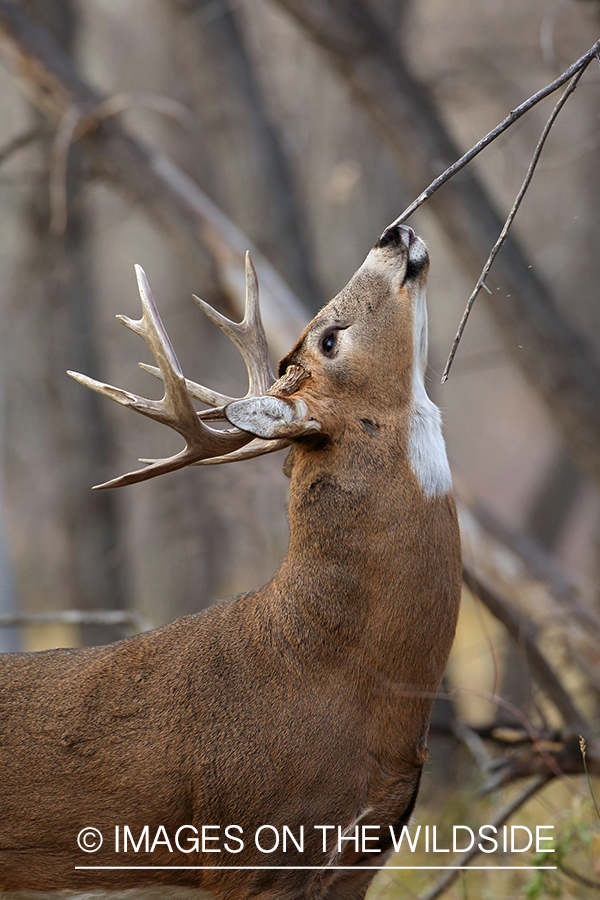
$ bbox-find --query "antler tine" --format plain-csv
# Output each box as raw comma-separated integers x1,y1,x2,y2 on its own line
195,438,290,466
193,252,274,398
68,265,252,489
137,365,235,410
140,253,273,410
137,437,290,468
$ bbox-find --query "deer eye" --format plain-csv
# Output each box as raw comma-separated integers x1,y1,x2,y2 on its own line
321,330,337,356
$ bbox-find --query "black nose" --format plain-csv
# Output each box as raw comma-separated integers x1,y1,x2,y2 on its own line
376,223,415,249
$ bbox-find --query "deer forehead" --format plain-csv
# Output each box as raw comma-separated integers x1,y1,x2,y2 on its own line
292,277,421,375
280,235,428,375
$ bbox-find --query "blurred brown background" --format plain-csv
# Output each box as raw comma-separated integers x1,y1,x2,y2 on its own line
0,1,599,897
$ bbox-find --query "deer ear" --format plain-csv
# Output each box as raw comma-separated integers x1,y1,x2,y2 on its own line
225,396,321,440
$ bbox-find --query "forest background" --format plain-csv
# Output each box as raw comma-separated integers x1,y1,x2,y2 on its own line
0,1,599,897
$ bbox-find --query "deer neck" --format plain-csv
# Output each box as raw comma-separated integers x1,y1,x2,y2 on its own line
270,407,460,688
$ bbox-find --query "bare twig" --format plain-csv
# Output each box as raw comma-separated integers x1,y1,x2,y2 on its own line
398,677,587,792
437,687,589,790
451,720,493,770
441,64,590,381
558,861,600,891
418,776,549,900
49,102,85,236
580,737,600,820
430,717,599,795
383,37,600,232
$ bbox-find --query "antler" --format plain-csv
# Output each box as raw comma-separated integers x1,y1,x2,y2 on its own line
68,253,288,489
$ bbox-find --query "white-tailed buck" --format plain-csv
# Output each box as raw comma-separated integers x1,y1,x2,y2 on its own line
0,225,461,899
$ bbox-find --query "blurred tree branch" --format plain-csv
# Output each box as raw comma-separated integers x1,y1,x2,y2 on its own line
0,608,151,632
273,0,600,491
462,563,589,736
166,0,322,309
0,0,308,360
0,123,48,165
458,496,600,692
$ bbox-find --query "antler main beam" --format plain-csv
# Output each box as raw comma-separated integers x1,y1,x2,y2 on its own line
68,255,281,489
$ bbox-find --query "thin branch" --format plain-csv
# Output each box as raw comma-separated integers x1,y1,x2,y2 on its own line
558,862,600,891
450,720,493,770
580,737,600,820
383,37,600,232
0,609,152,632
49,102,84,237
436,687,588,790
394,675,585,790
429,717,600,794
441,63,590,381
0,124,47,166
418,776,549,900
429,720,537,747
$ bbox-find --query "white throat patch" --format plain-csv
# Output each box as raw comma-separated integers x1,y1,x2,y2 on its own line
407,287,453,497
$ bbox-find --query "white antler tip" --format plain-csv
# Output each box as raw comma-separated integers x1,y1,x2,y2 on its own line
191,294,209,310
192,294,230,330
134,265,154,306
67,370,92,387
245,251,257,279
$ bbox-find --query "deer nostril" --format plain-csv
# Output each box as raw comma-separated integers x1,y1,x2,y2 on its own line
376,223,414,249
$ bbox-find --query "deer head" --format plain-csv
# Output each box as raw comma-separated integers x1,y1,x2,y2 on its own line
69,223,450,501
